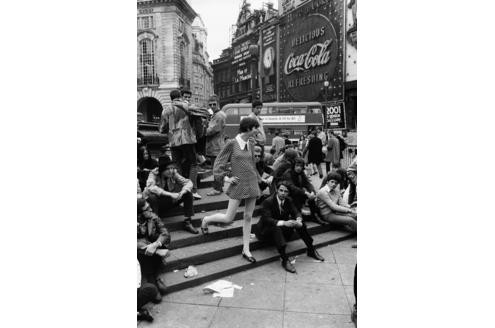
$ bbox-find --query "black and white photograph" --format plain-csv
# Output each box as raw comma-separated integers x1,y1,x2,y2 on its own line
136,0,357,326
4,0,494,327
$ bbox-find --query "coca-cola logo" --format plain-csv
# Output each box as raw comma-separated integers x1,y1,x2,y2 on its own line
279,10,343,101
284,39,333,75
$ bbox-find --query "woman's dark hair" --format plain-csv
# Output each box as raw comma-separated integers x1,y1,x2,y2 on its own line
137,146,158,169
335,168,349,190
323,171,342,186
239,117,260,133
137,145,148,166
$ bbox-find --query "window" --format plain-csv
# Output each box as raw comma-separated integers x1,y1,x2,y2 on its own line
138,16,154,29
225,108,239,117
139,39,155,84
239,107,251,115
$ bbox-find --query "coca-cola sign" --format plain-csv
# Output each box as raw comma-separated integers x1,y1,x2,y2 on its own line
279,0,345,102
284,39,332,75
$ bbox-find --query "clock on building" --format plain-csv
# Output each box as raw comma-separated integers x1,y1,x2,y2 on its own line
263,46,274,69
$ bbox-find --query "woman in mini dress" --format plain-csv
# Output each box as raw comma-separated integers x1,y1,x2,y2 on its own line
201,117,262,263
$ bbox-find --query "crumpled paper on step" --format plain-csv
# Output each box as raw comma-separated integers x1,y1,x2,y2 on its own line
203,279,242,298
184,265,198,278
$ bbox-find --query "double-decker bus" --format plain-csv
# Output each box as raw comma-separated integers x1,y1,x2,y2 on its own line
222,102,324,145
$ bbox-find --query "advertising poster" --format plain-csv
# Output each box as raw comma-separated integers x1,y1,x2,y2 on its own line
325,101,346,129
278,0,345,102
260,24,277,102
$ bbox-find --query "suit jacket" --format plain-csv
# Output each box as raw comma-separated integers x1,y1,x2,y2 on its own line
256,195,301,236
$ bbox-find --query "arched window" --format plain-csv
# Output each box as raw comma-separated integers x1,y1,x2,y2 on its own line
139,39,155,85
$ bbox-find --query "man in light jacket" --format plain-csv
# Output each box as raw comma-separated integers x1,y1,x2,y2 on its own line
145,156,198,234
205,95,227,196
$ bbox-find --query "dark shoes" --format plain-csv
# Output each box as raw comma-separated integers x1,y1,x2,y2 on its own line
242,252,257,263
137,309,154,322
307,249,325,261
282,260,297,273
184,220,199,234
155,277,167,295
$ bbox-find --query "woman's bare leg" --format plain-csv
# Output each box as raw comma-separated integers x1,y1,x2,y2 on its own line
202,198,241,227
241,197,257,257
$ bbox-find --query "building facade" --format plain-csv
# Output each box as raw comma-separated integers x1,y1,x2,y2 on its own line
191,16,214,107
212,0,357,131
137,0,197,123
212,1,278,107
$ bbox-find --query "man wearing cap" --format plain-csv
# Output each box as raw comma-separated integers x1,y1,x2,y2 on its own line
248,100,266,146
205,95,227,196
144,156,198,234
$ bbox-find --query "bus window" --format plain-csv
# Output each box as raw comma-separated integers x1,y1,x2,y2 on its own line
225,107,239,116
276,107,292,114
239,107,251,115
308,106,322,113
292,107,306,114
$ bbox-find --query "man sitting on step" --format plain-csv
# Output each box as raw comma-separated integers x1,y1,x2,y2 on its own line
137,198,171,300
255,180,325,273
144,156,199,234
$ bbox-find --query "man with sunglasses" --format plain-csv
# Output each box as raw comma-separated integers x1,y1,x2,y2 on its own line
205,95,227,196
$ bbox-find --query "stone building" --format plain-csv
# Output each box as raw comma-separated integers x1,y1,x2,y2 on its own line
191,16,214,107
137,0,198,123
212,1,278,107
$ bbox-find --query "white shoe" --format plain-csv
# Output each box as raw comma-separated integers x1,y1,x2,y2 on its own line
193,192,202,200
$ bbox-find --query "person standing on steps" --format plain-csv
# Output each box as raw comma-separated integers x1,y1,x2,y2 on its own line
248,100,266,146
201,117,262,264
255,181,324,273
205,95,227,196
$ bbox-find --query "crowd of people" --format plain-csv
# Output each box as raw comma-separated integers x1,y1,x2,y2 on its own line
136,90,357,322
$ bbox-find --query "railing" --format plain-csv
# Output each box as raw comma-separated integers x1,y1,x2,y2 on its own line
137,75,159,86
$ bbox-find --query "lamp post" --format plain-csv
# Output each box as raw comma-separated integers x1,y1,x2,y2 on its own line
249,44,259,101
323,80,329,129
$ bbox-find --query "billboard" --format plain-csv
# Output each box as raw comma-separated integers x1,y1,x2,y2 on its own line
260,24,277,102
325,101,346,129
279,0,345,102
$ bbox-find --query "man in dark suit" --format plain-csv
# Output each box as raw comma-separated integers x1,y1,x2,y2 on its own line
255,181,324,273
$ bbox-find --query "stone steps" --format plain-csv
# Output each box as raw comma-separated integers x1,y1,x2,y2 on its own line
164,219,332,271
163,205,262,233
160,230,353,294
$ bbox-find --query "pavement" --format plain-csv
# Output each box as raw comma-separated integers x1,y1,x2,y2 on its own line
138,237,357,328
138,166,357,327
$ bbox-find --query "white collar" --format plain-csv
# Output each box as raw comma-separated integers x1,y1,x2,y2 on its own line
276,195,285,207
235,134,248,150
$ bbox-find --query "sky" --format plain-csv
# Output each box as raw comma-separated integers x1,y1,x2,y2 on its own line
188,0,278,61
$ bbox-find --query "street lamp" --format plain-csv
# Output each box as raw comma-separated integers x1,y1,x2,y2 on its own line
323,80,330,129
249,44,259,101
